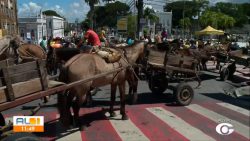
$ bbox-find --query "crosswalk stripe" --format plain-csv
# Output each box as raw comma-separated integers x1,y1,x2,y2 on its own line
187,104,250,139
55,114,83,141
146,107,216,141
217,103,250,117
105,111,150,141
56,129,82,141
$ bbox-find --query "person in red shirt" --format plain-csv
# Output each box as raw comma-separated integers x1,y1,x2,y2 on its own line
80,22,101,52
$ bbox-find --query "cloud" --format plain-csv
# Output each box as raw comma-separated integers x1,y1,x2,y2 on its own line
71,2,80,8
18,2,41,16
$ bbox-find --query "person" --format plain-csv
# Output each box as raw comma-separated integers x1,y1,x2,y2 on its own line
190,40,197,49
40,36,47,52
81,22,101,52
161,28,167,41
126,35,134,46
99,27,107,43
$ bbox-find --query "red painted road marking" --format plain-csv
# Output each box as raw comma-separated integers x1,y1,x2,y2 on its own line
164,105,248,141
127,106,189,141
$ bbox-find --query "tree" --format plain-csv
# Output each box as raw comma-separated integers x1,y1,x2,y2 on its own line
210,2,248,27
143,7,159,23
164,0,209,27
199,10,235,30
93,1,130,28
42,10,63,18
179,17,191,30
127,15,137,38
84,0,100,28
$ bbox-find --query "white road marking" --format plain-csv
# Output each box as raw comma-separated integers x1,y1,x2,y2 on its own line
187,104,250,139
217,103,250,117
147,107,215,141
105,111,150,141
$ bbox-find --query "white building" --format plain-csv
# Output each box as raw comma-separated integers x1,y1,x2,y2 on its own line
18,14,47,44
46,16,64,38
155,12,172,35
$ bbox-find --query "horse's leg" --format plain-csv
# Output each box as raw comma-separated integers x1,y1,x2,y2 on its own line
72,88,88,131
131,73,138,104
57,91,73,128
119,81,128,120
72,99,82,130
85,90,93,107
109,83,117,117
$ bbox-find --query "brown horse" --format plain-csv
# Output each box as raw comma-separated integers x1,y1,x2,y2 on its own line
57,42,146,130
116,41,146,104
0,35,19,62
58,53,129,130
17,43,47,63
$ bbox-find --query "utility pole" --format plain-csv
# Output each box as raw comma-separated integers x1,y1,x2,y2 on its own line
136,0,143,39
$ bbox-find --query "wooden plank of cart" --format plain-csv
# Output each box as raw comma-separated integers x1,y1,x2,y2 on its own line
0,59,124,139
145,48,201,106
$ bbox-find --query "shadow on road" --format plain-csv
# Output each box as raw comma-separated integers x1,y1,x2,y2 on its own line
201,92,250,110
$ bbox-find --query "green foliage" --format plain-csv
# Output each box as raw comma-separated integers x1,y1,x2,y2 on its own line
127,15,137,38
84,0,100,28
164,0,209,27
42,10,63,18
93,1,130,28
143,8,159,23
179,17,191,29
199,10,235,29
210,2,249,27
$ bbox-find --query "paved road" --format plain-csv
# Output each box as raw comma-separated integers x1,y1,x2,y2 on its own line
2,64,250,141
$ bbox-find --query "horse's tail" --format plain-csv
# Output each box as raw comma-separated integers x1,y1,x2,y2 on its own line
59,65,69,83
57,65,72,127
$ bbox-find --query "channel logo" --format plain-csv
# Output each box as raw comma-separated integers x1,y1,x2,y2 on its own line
216,123,234,135
13,116,44,132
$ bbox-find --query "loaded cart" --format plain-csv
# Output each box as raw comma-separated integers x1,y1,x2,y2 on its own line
144,48,201,106
0,59,124,139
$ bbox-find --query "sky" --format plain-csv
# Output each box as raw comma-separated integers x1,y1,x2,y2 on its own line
17,0,250,23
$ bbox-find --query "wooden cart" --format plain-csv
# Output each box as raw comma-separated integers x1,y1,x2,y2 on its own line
144,48,201,106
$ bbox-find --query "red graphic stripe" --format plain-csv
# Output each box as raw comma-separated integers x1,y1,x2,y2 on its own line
163,106,248,141
127,106,189,141
79,108,122,141
200,102,249,126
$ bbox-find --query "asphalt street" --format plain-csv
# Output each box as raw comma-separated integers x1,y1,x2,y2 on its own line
2,68,250,141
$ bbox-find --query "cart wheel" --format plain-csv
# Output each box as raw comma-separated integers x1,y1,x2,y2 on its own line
0,113,5,126
220,67,230,81
148,74,168,94
174,83,194,106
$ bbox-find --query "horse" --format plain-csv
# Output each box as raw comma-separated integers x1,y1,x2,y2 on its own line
17,43,47,63
0,35,19,62
115,41,146,104
58,52,130,130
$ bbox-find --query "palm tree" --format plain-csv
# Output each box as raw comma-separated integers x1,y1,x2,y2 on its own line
84,0,100,28
143,7,159,23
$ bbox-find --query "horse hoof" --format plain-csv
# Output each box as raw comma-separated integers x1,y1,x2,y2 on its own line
110,112,117,117
122,114,128,120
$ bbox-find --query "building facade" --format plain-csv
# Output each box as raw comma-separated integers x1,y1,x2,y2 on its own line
0,0,18,37
18,15,47,44
155,12,172,35
46,16,64,38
